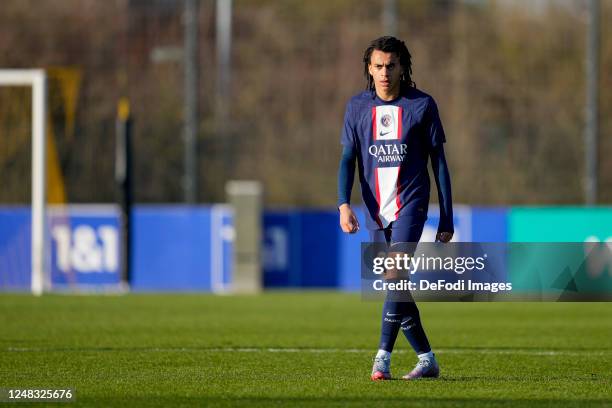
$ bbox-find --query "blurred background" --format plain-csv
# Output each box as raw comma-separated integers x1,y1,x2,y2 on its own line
0,0,610,293
1,0,610,206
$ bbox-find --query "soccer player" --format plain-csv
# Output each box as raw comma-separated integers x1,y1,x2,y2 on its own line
337,36,453,380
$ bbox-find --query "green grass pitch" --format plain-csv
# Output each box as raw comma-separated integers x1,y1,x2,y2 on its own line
0,293,610,407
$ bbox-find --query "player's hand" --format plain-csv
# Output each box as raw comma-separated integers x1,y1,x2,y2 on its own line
436,231,453,243
339,204,360,234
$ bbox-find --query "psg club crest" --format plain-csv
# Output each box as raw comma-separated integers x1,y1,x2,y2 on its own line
381,113,393,128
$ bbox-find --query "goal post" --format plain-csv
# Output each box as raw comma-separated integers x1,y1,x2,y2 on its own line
0,69,47,296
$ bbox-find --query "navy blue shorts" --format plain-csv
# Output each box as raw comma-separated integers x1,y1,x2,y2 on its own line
369,216,426,246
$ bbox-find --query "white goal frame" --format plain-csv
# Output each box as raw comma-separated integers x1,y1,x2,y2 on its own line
0,69,47,295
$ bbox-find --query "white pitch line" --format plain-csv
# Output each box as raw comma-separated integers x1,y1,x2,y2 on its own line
4,347,610,356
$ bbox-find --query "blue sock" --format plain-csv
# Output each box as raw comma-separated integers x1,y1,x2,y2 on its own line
378,299,403,352
399,302,431,355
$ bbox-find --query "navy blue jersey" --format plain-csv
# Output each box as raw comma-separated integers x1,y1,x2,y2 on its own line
340,87,446,230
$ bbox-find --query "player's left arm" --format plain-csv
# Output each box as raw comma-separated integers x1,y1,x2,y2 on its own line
430,144,454,242
426,97,454,243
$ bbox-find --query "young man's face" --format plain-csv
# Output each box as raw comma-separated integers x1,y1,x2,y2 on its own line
368,50,403,97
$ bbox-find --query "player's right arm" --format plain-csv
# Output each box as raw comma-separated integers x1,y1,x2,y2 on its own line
338,145,359,233
338,101,360,234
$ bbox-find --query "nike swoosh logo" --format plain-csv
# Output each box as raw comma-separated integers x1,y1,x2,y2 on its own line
379,130,392,136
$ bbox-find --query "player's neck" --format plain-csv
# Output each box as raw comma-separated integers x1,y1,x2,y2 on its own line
375,85,401,101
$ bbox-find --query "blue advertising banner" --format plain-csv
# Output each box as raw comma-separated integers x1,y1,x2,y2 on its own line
0,208,31,290
3,204,607,294
48,205,122,291
130,205,233,291
262,210,339,288
1,205,233,292
471,207,508,242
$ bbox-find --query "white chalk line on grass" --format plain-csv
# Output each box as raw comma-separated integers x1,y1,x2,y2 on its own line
4,347,610,356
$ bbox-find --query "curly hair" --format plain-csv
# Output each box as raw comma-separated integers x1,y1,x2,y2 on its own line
363,36,415,91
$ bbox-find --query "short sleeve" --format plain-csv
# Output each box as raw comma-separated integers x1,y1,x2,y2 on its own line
426,98,446,148
340,102,356,148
